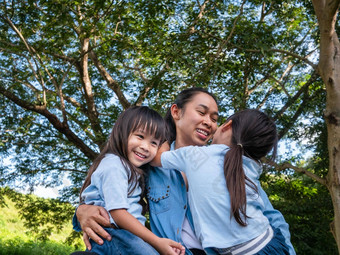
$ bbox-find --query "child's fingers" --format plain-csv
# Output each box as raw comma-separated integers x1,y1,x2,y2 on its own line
172,248,180,254
168,240,185,251
179,247,185,255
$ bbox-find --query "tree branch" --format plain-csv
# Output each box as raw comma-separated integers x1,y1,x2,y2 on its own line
232,44,318,70
275,72,318,122
133,60,171,106
188,0,210,34
89,50,131,109
262,157,327,186
78,38,104,146
1,15,48,104
0,85,98,160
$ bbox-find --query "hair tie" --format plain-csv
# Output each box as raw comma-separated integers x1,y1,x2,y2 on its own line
237,143,243,148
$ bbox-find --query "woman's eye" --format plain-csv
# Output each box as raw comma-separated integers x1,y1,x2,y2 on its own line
211,118,217,123
198,111,204,115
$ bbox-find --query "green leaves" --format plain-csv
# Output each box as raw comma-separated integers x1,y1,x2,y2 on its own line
0,0,335,250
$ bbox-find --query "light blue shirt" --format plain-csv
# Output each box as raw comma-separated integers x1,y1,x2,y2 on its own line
81,153,146,227
161,144,272,250
147,142,295,255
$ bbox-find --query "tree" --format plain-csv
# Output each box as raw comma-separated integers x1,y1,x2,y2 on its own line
0,0,337,252
311,0,340,250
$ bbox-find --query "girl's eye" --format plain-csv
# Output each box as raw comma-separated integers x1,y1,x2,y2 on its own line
136,134,144,139
151,141,159,146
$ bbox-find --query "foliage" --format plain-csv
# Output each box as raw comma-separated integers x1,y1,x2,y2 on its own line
0,0,335,252
0,187,83,247
0,238,76,255
261,173,336,254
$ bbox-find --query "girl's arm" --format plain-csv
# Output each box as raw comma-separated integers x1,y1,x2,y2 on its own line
111,209,185,255
150,142,170,167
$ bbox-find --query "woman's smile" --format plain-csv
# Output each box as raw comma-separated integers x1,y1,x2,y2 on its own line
196,128,210,140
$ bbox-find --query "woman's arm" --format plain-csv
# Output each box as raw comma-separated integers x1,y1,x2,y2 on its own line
258,186,296,255
76,204,112,250
111,209,185,255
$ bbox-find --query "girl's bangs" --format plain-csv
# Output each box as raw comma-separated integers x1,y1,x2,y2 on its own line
131,114,165,141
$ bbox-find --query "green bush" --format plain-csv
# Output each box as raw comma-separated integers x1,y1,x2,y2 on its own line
0,237,76,255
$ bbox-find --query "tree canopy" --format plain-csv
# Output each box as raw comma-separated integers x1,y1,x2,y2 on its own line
0,0,339,253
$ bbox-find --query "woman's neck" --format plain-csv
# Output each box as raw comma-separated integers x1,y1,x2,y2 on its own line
174,139,196,150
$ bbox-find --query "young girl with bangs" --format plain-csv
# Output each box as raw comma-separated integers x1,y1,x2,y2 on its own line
79,106,185,255
152,109,290,255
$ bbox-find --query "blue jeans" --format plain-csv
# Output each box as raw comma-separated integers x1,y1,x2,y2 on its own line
254,227,289,255
87,228,159,255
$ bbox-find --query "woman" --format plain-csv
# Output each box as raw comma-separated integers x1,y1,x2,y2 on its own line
74,87,295,255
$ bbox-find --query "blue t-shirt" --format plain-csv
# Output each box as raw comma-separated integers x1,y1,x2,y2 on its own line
81,153,146,227
161,144,271,249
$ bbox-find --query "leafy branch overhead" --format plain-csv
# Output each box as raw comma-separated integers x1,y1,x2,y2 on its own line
1,0,340,252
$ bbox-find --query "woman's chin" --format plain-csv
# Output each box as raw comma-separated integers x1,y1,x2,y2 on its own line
193,137,209,146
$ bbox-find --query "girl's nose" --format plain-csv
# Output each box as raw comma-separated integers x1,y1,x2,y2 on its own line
140,141,149,151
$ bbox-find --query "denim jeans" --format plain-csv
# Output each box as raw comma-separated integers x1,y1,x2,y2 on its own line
86,228,159,255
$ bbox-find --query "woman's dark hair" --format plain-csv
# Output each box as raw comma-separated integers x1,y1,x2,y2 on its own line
223,109,278,226
164,87,218,144
80,106,166,200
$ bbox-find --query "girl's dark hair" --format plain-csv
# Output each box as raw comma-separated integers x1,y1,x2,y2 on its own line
223,109,278,226
80,106,166,200
164,87,218,144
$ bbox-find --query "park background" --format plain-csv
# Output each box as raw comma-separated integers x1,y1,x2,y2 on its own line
0,0,340,254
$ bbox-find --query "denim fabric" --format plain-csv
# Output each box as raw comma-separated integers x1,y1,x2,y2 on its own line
87,228,159,255
254,227,289,255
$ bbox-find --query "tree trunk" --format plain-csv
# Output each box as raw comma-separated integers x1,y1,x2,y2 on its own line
312,0,340,252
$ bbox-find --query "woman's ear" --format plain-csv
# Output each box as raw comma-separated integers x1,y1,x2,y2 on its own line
221,120,232,132
171,104,181,120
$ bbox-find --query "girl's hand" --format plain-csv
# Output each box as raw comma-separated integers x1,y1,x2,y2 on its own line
172,247,186,255
76,204,111,250
153,238,185,255
150,142,170,167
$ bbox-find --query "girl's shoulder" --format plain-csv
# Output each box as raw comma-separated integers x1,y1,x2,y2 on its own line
242,156,262,176
96,153,126,174
208,143,229,151
101,153,122,164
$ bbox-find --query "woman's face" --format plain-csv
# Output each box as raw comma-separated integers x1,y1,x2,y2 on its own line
172,92,219,148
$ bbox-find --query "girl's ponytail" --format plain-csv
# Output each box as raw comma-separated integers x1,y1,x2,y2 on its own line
223,109,277,226
224,144,257,226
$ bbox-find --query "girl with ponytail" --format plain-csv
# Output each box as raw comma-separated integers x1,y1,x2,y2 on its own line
152,109,291,255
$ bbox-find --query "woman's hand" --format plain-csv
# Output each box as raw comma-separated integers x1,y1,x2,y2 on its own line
153,238,185,255
76,204,111,250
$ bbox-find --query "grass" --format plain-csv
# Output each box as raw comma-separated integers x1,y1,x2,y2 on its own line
0,195,85,255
